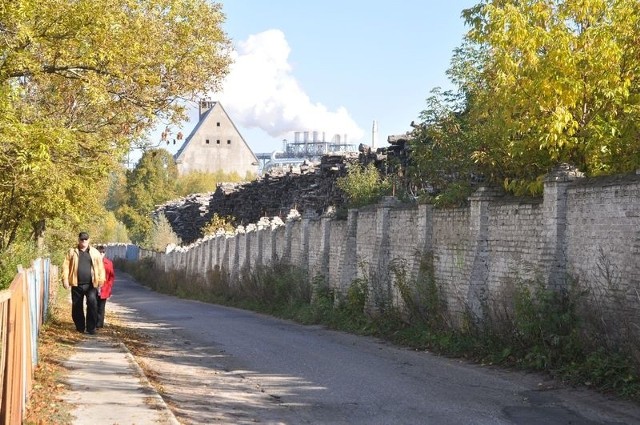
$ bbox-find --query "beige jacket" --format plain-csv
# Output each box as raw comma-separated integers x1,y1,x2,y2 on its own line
62,246,106,288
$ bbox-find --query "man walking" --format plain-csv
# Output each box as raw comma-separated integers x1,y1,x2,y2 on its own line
62,232,105,334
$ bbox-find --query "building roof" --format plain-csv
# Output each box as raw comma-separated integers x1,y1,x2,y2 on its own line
173,102,258,163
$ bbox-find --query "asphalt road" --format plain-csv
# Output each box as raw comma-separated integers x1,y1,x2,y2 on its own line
108,272,640,425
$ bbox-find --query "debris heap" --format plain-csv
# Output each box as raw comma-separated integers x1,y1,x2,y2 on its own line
155,152,360,244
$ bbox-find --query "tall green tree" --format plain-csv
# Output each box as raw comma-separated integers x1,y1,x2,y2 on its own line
117,148,178,244
414,0,640,196
146,212,181,251
409,88,480,205
0,0,231,252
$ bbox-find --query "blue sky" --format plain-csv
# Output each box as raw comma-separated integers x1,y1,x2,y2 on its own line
145,1,477,159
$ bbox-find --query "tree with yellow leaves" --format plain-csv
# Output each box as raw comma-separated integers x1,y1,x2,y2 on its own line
0,0,231,252
414,0,640,196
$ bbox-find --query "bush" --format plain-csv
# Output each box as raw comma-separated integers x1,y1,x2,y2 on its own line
144,213,181,251
0,240,38,289
337,163,391,208
202,213,235,236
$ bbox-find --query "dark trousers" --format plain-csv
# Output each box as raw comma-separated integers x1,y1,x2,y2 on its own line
96,298,108,328
71,283,98,333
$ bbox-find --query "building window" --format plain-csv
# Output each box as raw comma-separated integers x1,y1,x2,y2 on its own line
205,139,210,144
216,139,220,144
227,139,231,144
217,122,221,127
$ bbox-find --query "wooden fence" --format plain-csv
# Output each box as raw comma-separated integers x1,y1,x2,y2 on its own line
0,258,57,424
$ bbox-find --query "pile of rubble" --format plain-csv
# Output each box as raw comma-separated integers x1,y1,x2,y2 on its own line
155,152,361,244
157,192,214,244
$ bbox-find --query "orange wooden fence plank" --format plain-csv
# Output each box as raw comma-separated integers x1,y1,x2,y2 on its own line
0,262,53,425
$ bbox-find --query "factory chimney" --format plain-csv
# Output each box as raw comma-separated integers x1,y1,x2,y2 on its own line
372,120,378,149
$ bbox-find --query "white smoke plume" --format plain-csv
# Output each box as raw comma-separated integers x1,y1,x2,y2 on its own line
214,30,364,142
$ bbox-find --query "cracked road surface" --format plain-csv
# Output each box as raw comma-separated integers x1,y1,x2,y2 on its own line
108,273,640,424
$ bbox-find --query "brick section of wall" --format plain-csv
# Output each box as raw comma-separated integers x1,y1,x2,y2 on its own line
486,199,544,292
388,206,423,309
432,207,472,317
566,176,640,311
354,208,377,285
306,218,323,280
327,219,349,299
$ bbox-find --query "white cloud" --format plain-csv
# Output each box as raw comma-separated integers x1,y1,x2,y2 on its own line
214,29,364,143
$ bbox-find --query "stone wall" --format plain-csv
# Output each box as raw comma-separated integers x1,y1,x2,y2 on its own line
112,166,640,325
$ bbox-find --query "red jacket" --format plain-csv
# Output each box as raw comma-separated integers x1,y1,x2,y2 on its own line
100,257,115,299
